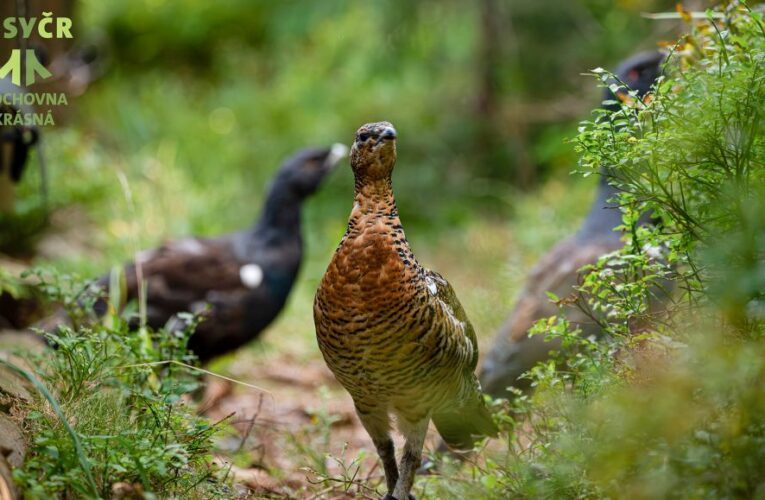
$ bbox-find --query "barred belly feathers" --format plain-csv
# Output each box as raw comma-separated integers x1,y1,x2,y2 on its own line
314,121,496,500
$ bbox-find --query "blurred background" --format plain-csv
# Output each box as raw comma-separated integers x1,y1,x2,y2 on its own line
5,0,687,332
0,1,709,494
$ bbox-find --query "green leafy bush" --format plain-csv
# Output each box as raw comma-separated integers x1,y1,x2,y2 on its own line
8,269,230,498
74,0,676,194
433,2,765,498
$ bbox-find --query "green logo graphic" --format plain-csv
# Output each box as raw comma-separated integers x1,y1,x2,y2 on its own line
0,13,72,127
0,13,74,126
0,49,52,86
0,12,73,86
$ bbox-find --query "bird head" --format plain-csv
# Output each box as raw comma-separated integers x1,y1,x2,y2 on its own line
350,121,397,182
276,143,348,198
604,51,666,111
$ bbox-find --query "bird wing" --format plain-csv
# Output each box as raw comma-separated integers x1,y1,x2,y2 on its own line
117,237,250,327
479,235,622,397
508,236,622,341
9,128,37,183
421,269,498,448
423,269,479,370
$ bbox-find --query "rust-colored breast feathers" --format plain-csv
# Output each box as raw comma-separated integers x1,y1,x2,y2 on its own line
314,198,478,413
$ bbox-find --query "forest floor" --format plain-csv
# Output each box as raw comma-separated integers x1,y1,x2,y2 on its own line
2,165,594,498
199,221,519,498
205,353,380,498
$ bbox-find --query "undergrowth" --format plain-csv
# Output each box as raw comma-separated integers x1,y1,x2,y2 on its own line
433,2,765,498
3,1,764,498
6,268,232,499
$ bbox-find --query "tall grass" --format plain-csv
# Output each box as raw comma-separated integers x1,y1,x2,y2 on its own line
10,269,232,498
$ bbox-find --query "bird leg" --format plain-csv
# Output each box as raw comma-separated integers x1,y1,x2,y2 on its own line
376,438,399,495
355,407,398,495
392,418,429,500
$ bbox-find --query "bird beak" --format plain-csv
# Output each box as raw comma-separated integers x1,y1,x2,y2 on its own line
324,143,349,169
380,126,397,141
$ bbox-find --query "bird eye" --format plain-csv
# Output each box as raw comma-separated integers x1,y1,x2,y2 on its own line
357,133,370,142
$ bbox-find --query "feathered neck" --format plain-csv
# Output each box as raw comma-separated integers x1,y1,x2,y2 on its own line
352,177,396,214
253,182,303,240
577,170,624,240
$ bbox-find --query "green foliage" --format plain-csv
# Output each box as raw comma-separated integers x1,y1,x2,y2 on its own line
431,2,765,498
302,443,379,498
286,386,341,479
0,201,48,256
69,0,677,200
575,1,765,330
8,1,761,497
10,270,230,498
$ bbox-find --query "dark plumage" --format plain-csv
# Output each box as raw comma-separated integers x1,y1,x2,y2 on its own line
479,51,665,399
314,122,497,500
0,78,39,213
89,145,347,363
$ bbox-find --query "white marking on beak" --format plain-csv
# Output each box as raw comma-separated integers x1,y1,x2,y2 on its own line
240,263,264,289
325,143,349,168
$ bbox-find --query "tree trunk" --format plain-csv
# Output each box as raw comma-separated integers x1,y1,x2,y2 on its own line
475,0,535,187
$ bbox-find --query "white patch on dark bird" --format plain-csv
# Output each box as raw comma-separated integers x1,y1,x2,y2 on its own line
426,278,438,296
175,238,206,255
135,249,155,264
325,143,349,168
240,263,264,289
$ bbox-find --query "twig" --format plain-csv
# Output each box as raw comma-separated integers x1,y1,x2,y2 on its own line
237,393,264,453
114,360,272,394
642,11,724,20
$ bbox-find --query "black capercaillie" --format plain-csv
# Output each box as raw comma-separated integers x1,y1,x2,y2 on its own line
112,145,347,363
480,51,666,400
314,122,497,500
36,145,347,364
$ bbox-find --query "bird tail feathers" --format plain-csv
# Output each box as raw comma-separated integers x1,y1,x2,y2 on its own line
432,395,498,451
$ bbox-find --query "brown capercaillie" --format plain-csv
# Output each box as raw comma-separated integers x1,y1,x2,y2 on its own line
314,121,497,500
